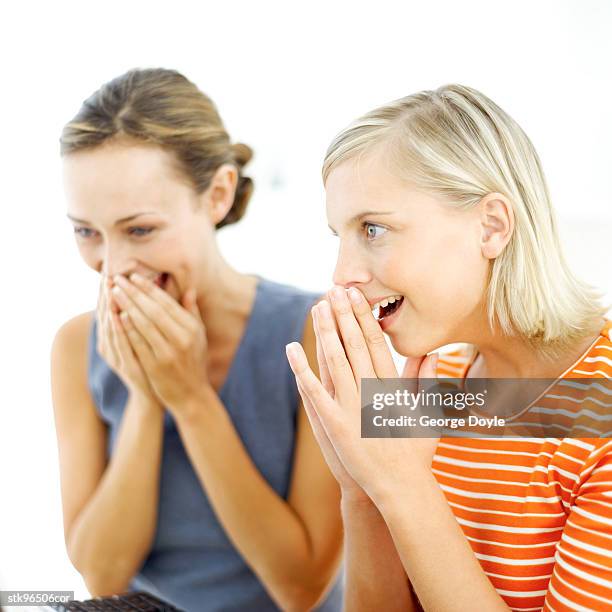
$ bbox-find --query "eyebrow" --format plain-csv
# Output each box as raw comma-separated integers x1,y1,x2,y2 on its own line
66,212,158,226
328,210,395,233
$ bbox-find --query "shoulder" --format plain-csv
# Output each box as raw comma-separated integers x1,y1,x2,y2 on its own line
258,277,322,307
51,311,95,364
566,319,612,377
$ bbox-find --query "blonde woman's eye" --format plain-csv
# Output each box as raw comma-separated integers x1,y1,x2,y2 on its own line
363,222,387,240
128,227,154,237
74,226,98,239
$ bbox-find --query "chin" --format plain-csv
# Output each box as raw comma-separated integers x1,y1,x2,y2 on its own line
387,328,440,359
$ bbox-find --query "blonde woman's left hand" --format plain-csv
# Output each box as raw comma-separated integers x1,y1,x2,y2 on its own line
110,273,211,413
286,285,440,507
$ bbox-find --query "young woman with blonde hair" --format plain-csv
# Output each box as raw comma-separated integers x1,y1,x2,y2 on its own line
51,68,343,611
286,84,611,611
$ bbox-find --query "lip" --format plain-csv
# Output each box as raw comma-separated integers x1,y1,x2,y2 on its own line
378,297,405,332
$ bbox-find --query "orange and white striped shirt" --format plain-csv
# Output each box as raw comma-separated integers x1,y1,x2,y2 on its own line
432,320,612,611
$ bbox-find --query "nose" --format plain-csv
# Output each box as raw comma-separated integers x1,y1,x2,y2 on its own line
332,239,372,288
100,240,135,280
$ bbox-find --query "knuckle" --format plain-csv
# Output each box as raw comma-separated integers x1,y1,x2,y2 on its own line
329,351,348,369
158,350,174,367
334,303,352,316
356,301,372,315
347,336,366,350
366,331,386,346
176,337,190,352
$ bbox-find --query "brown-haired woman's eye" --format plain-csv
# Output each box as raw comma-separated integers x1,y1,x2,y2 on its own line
74,226,98,239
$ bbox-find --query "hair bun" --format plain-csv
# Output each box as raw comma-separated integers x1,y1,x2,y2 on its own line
232,142,253,168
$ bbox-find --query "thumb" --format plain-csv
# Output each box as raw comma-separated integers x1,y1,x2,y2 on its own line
418,352,439,379
400,355,426,378
182,288,201,319
400,355,426,394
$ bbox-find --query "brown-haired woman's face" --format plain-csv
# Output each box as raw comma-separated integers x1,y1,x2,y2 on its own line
62,141,216,301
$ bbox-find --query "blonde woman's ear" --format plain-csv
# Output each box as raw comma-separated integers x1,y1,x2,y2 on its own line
478,193,514,259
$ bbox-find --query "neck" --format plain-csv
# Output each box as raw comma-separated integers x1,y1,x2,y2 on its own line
465,321,601,379
193,257,258,346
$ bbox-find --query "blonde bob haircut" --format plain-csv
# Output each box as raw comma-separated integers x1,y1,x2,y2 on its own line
323,84,607,356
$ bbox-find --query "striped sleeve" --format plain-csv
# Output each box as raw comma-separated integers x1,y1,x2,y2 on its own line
543,441,612,611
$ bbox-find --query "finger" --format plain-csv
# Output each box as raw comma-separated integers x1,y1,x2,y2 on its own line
313,308,334,397
328,287,376,381
417,353,440,394
296,378,342,471
286,341,344,433
124,273,197,334
105,303,121,367
400,355,426,394
347,287,398,378
182,287,203,322
118,310,157,371
401,355,426,378
111,287,173,361
113,275,188,340
418,353,439,379
96,279,107,354
312,301,358,402
112,309,141,370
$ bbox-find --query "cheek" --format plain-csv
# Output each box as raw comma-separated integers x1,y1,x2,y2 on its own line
150,234,204,297
76,242,100,272
412,223,485,303
390,232,488,349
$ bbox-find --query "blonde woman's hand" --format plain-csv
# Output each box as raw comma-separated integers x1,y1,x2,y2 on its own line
295,299,371,504
96,276,159,405
108,273,210,415
286,286,440,508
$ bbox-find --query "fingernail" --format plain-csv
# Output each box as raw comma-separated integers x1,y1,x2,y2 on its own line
130,272,143,283
112,285,123,296
285,342,299,366
348,287,362,304
114,274,127,286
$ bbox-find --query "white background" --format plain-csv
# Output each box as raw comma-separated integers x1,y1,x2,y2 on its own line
0,0,610,601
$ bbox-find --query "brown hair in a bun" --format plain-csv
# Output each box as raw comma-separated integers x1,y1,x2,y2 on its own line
60,67,255,230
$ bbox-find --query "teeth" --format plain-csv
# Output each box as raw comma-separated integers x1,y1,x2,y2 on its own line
371,295,403,310
370,295,403,320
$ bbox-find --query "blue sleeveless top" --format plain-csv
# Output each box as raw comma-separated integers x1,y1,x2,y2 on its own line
87,277,343,612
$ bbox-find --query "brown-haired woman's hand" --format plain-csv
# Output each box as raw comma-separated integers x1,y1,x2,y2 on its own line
108,273,211,415
96,276,160,406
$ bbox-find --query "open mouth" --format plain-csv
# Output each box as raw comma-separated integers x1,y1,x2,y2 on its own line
153,272,170,291
371,295,404,321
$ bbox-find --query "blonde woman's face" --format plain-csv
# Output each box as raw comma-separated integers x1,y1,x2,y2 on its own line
325,151,491,356
62,142,217,301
